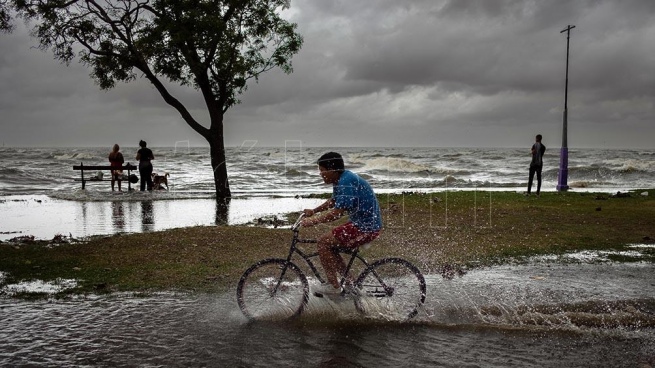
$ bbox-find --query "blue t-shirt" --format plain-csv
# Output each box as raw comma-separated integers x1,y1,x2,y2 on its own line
333,170,383,232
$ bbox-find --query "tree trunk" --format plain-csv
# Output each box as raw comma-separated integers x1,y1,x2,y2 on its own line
207,126,231,225
214,198,230,226
208,134,231,200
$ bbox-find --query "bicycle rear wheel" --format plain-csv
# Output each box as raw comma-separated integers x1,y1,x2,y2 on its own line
353,257,426,320
237,259,309,321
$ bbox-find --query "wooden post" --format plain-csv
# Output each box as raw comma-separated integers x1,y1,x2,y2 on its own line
127,164,132,191
81,162,85,189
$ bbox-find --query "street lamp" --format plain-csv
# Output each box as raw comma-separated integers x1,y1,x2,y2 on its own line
557,25,575,192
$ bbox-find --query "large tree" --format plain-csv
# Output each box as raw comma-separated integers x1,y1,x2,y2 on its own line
7,0,302,200
1,0,13,31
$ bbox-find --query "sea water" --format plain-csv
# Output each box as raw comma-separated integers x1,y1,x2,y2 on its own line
1,146,653,196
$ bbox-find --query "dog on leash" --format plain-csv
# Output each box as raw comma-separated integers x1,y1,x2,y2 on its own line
151,172,170,190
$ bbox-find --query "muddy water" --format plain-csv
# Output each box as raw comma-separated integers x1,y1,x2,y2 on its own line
1,262,654,367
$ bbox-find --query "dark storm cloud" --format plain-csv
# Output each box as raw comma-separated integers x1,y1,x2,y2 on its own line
0,0,653,147
319,0,653,97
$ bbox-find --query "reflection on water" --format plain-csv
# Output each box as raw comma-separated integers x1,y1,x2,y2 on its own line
140,200,154,232
1,263,654,367
0,195,324,241
111,202,125,231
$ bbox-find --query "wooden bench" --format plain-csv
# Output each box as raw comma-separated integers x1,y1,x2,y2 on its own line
73,163,138,190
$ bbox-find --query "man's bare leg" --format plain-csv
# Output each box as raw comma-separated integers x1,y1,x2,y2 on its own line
317,232,344,289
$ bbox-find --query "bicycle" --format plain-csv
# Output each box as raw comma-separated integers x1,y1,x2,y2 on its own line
236,213,426,321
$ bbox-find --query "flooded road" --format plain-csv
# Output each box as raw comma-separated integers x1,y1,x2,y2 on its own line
1,261,654,367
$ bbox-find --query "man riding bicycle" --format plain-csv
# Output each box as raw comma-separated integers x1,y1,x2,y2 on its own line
300,152,383,298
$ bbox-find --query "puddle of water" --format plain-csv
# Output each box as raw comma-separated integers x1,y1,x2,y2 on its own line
1,262,654,367
525,245,655,263
0,195,324,241
426,262,655,329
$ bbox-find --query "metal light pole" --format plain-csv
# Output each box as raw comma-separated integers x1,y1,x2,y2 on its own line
557,25,575,192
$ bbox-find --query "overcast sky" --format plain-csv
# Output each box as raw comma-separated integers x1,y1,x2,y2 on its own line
1,0,653,148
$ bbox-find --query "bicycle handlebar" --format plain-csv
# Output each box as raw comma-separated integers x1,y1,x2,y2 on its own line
291,213,305,231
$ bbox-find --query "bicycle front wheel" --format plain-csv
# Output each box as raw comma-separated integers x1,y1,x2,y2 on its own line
354,257,426,320
237,259,309,321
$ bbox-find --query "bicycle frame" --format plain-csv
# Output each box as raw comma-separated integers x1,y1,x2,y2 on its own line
285,214,372,287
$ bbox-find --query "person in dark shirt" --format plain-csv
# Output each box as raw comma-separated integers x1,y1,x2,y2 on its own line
136,140,155,191
527,134,546,196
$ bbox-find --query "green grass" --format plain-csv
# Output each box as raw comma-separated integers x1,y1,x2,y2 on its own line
1,189,654,298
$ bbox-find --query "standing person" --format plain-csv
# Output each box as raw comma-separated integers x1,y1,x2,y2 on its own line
108,144,124,191
136,140,155,191
527,134,546,196
300,152,383,298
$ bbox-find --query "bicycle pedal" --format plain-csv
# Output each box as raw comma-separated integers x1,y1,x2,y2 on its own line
366,287,391,297
313,284,342,299
313,291,347,302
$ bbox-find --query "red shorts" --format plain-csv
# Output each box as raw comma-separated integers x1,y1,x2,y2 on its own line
332,222,381,249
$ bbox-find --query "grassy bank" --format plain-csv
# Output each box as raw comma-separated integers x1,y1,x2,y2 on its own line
1,190,654,298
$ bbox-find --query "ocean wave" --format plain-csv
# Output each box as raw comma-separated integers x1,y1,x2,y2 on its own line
282,168,308,177
568,178,619,188
568,164,648,178
601,158,654,173
569,181,590,188
442,152,465,158
0,167,22,176
361,157,434,173
617,160,654,173
346,152,391,162
53,152,95,160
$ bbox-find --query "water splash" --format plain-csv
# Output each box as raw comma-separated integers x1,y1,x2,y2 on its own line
0,274,77,296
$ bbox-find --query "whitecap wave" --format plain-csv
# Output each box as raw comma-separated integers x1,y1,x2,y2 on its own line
54,152,95,160
362,157,433,173
569,181,590,188
618,160,653,173
603,158,654,173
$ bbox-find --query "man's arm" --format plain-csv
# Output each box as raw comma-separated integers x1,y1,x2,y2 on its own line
300,207,345,227
303,198,335,217
301,198,346,227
